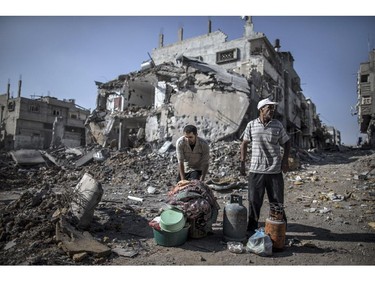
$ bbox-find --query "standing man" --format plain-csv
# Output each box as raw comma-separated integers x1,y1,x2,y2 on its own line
176,124,210,182
240,97,290,234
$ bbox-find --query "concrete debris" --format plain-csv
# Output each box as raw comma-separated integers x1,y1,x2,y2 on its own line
9,149,45,165
75,149,97,167
128,196,144,202
50,116,65,149
65,147,84,157
93,148,110,162
158,141,173,154
112,247,139,258
86,59,254,150
39,150,59,166
56,218,111,258
147,186,157,194
1,142,374,265
70,173,103,229
3,240,16,250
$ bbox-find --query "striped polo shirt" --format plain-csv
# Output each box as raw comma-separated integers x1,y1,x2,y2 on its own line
243,118,289,174
176,136,210,173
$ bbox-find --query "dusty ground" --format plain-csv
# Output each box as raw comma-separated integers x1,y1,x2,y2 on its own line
1,141,375,272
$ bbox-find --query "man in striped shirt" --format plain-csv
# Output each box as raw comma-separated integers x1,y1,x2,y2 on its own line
240,97,291,234
176,124,210,182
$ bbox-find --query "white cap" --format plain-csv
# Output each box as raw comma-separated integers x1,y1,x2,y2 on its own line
257,98,278,110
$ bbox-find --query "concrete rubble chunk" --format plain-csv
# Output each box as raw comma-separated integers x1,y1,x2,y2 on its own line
3,240,17,250
39,150,59,166
10,149,46,165
112,247,139,258
158,141,172,154
70,173,103,229
75,150,96,167
56,218,111,258
65,147,84,156
93,148,110,162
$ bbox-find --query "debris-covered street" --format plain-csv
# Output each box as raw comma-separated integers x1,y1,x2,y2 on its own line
1,141,375,267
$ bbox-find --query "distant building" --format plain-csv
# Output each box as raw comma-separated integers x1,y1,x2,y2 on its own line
357,49,375,147
0,80,90,150
304,97,319,148
325,126,341,148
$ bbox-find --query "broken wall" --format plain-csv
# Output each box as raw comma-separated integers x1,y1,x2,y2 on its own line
92,59,253,148
169,88,250,143
125,79,155,108
152,31,228,67
145,84,250,144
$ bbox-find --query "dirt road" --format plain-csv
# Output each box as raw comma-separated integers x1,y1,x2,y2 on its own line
104,148,375,266
1,145,375,274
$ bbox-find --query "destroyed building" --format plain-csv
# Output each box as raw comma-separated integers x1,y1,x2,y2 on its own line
86,17,327,150
357,48,375,147
325,126,341,149
0,79,90,150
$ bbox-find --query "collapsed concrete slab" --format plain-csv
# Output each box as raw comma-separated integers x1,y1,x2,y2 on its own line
146,56,253,143
56,218,111,258
86,57,254,149
75,150,96,167
9,149,46,165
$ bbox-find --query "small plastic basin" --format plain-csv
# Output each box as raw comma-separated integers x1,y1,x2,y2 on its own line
159,209,186,233
153,225,190,247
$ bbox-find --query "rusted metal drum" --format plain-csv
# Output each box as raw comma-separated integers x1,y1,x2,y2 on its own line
223,194,247,242
265,218,286,250
264,204,286,251
265,203,286,251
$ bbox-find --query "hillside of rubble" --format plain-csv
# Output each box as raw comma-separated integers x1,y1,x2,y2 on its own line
0,141,375,266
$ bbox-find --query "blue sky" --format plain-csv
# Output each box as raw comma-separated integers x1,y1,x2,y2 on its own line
1,11,374,146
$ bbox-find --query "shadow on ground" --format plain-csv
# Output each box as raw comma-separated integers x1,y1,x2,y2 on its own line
269,222,375,257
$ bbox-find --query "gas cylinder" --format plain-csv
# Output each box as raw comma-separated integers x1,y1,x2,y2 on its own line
223,194,247,242
264,203,286,251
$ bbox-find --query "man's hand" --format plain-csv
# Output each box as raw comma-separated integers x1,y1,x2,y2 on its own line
281,158,289,173
240,161,246,176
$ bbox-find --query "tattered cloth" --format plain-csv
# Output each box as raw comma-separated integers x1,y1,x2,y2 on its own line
166,180,219,234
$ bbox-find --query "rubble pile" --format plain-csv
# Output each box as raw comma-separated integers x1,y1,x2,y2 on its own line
0,185,74,265
0,140,247,265
1,141,373,265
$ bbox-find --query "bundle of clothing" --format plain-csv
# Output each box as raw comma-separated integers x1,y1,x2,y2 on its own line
166,180,220,236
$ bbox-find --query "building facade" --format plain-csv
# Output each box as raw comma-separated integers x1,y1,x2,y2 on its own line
151,17,324,149
357,49,375,146
0,81,90,150
88,17,336,150
325,126,341,149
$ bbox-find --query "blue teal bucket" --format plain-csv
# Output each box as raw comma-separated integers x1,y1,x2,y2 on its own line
153,225,190,247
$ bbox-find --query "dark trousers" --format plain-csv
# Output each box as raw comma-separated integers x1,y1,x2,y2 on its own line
247,172,286,231
176,170,202,182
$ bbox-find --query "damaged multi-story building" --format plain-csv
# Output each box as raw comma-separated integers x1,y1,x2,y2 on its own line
325,126,341,149
0,79,90,150
86,17,327,150
357,48,375,147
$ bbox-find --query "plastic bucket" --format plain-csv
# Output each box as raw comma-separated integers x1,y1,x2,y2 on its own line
153,225,190,247
159,209,186,233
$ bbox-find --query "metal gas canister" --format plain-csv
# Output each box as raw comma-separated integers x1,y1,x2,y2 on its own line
223,194,247,242
264,203,286,251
